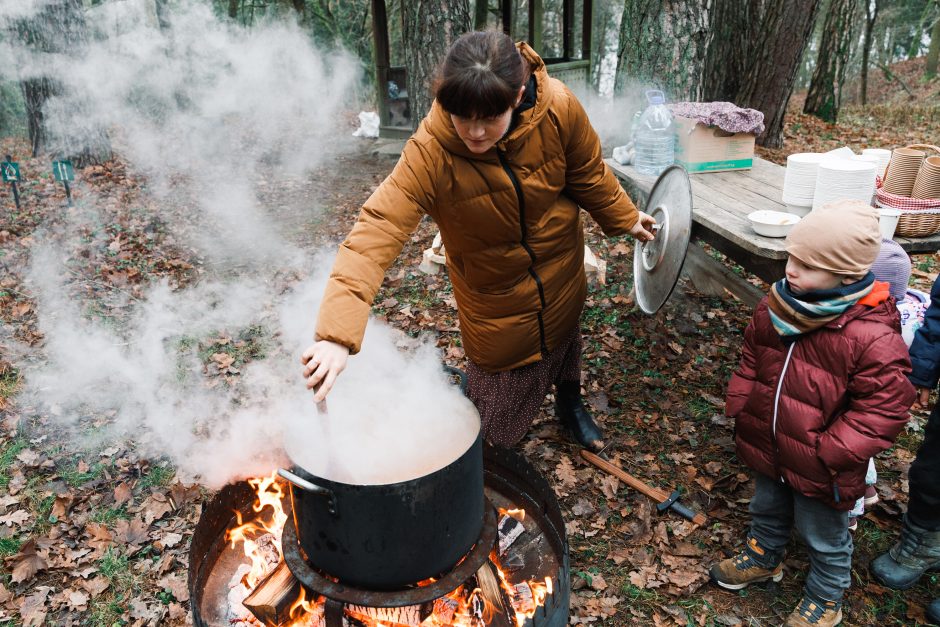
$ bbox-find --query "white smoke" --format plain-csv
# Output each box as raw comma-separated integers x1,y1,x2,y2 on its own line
1,0,479,488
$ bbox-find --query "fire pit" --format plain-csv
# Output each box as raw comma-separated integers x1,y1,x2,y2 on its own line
189,445,569,627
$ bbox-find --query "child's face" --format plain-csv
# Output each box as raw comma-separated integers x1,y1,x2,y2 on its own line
785,256,850,295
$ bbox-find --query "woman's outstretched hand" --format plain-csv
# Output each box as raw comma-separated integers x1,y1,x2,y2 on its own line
301,340,350,403
629,211,657,242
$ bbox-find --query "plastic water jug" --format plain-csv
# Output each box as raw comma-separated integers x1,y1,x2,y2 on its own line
634,90,674,176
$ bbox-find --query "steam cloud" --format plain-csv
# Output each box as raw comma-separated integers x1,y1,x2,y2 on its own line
0,0,479,487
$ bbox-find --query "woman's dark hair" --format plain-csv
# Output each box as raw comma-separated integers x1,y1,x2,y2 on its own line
435,30,527,119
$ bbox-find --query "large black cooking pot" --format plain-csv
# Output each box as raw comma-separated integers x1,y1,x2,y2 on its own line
278,368,484,590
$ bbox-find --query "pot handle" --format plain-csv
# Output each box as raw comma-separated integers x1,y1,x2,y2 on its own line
277,468,337,515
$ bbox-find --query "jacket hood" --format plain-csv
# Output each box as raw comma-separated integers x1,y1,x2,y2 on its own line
422,42,553,160
828,281,900,331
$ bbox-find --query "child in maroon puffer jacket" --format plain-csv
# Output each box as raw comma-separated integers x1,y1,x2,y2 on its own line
711,200,916,627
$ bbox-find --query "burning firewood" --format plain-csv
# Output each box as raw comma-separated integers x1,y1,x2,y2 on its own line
475,561,503,612
346,603,430,626
496,515,525,556
242,560,302,626
509,582,535,615
431,597,459,624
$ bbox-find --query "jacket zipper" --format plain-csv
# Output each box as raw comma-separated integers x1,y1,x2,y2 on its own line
771,342,796,482
498,151,548,354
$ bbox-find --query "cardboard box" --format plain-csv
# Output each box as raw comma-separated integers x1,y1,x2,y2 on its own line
673,115,755,173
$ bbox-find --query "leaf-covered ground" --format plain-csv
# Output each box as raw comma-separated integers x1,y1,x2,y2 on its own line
1,95,939,627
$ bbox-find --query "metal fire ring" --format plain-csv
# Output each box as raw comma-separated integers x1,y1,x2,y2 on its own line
282,499,498,607
633,165,692,314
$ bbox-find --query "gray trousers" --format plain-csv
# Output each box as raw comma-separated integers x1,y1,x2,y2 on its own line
746,473,853,602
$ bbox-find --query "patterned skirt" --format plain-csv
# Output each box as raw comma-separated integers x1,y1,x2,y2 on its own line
466,325,582,447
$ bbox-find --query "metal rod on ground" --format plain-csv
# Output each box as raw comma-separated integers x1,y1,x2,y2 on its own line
580,450,707,525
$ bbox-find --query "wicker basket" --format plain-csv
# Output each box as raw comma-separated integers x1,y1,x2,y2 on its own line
878,144,940,237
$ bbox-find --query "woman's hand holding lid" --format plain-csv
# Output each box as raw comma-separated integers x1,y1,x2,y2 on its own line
301,339,350,404
629,210,657,242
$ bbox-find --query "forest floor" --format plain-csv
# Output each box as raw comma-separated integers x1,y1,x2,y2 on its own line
1,76,940,626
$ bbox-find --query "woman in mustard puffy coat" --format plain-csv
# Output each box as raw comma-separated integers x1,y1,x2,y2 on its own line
302,30,654,450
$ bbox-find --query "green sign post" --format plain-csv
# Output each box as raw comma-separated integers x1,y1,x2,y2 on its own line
2,156,20,209
52,160,75,206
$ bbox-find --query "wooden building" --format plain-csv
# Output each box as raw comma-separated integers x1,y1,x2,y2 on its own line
371,0,593,138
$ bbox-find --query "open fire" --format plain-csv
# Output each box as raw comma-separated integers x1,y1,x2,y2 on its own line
223,473,553,627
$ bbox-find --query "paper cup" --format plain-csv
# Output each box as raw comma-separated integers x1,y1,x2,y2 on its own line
883,148,926,196
912,156,940,200
878,207,901,240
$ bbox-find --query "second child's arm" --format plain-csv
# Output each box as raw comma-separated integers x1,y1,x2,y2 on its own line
909,276,940,400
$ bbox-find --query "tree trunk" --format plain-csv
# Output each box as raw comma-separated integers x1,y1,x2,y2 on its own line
701,0,821,148
155,0,171,30
475,0,489,29
400,0,472,128
228,0,239,19
860,0,878,105
9,0,111,164
926,14,940,78
701,0,759,102
590,0,618,92
804,0,860,122
614,0,711,103
21,79,55,157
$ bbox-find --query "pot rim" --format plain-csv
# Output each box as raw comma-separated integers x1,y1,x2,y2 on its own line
287,428,483,488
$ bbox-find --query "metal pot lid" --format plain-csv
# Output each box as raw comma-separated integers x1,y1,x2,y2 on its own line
633,165,692,314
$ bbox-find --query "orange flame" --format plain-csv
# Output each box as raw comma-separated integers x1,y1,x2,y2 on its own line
227,482,552,627
225,473,289,590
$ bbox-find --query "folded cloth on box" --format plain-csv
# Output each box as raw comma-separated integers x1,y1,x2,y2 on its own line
670,101,765,135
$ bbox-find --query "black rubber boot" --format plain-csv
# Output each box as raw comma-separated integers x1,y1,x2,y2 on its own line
555,382,604,452
927,598,939,625
871,516,940,590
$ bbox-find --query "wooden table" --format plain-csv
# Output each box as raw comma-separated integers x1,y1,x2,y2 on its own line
606,156,940,306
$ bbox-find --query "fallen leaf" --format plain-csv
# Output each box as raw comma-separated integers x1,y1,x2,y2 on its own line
589,572,608,591
50,495,72,520
114,482,132,505
17,586,49,627
157,531,183,549
158,573,189,602
0,509,30,527
16,449,39,465
67,589,89,610
115,516,150,546
81,576,110,597
9,539,47,584
554,456,578,489
85,522,113,555
599,474,619,500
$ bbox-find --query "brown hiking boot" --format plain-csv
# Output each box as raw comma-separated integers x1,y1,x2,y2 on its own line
709,537,784,590
783,596,843,626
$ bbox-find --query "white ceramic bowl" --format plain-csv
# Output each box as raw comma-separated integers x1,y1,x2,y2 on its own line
748,210,801,238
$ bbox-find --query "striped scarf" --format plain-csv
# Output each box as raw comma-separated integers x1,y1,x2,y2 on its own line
768,272,875,338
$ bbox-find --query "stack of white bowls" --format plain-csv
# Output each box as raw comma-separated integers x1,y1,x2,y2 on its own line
783,153,824,216
812,160,878,210
862,148,892,179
